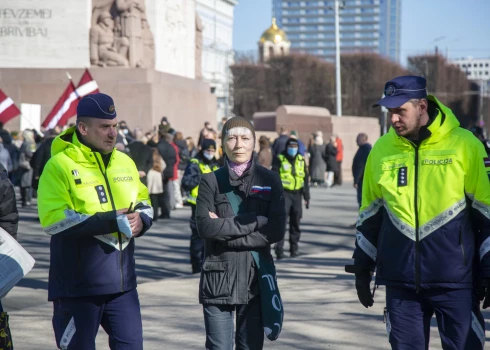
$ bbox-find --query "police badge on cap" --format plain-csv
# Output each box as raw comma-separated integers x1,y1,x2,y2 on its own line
77,93,117,119
373,76,428,109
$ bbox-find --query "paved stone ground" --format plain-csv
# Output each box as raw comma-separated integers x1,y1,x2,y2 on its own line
4,184,490,349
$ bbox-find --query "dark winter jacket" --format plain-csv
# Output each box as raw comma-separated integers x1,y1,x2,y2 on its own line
175,139,190,171
30,136,56,190
156,139,177,180
0,162,18,240
272,134,289,157
128,141,153,185
196,159,286,305
352,143,372,186
324,143,338,172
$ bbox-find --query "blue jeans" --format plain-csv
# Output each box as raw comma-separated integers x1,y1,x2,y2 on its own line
386,287,485,350
203,296,263,350
52,289,142,350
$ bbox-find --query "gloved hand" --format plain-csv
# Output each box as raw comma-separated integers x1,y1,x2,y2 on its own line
305,200,310,209
478,278,490,309
355,270,374,308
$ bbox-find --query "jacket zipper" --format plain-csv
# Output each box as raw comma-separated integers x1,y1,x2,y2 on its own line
95,155,124,292
413,144,420,293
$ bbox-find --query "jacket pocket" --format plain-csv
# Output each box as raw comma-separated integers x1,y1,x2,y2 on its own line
201,261,231,299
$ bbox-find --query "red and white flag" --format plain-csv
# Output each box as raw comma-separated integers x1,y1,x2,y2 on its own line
0,89,21,124
42,69,100,129
56,69,100,127
41,80,78,129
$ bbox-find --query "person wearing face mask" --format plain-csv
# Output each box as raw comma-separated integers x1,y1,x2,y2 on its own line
272,138,310,259
181,139,220,273
195,117,286,349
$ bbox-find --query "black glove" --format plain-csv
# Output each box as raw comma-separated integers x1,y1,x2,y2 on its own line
478,278,490,309
355,271,374,308
305,200,310,209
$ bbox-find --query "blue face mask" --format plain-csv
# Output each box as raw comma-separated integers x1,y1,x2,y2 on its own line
287,147,298,157
203,151,214,160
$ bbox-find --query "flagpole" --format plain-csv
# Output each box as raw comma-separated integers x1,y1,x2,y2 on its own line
66,71,81,100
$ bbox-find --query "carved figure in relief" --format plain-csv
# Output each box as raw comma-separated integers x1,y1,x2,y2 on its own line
115,0,145,67
90,12,129,67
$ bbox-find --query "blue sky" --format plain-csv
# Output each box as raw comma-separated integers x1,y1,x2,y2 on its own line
233,0,490,66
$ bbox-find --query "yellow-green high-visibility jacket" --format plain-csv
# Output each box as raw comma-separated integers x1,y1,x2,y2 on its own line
278,154,306,191
352,95,490,290
186,158,219,205
37,127,153,300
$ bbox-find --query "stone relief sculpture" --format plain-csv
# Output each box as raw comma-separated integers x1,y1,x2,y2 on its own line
90,0,154,68
90,12,129,67
195,14,204,80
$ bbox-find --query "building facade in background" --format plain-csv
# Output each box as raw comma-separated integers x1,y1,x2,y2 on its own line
196,0,238,121
272,0,401,62
453,58,490,81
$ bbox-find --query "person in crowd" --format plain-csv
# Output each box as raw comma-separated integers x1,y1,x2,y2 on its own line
324,136,338,187
181,139,219,273
167,134,183,209
159,116,171,134
186,137,198,159
334,134,343,186
0,161,19,349
352,133,372,208
308,131,327,186
155,131,177,219
196,116,286,349
198,122,217,149
217,116,228,132
147,148,166,222
0,137,12,174
174,132,190,173
18,130,36,207
272,138,310,259
30,128,60,191
469,125,490,156
37,93,153,350
1,129,19,183
347,76,489,349
118,120,134,142
257,135,273,169
272,126,289,157
128,128,153,186
289,130,306,156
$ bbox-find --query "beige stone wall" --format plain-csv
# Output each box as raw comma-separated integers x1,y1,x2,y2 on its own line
0,68,216,142
253,105,381,182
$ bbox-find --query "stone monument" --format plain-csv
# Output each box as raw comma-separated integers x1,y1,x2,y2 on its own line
195,14,203,80
0,0,215,137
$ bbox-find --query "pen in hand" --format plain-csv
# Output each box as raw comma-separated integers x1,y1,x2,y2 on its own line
127,202,134,214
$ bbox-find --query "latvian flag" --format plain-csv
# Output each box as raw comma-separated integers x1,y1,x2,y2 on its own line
42,69,99,129
0,89,21,124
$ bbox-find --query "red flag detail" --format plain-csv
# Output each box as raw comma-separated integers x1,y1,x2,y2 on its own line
0,89,21,124
42,81,78,129
76,69,99,97
56,69,99,127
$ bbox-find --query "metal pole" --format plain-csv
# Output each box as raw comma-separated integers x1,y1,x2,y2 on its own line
480,79,484,126
334,0,342,116
225,52,229,118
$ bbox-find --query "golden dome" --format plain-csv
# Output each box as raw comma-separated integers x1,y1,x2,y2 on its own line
260,18,289,44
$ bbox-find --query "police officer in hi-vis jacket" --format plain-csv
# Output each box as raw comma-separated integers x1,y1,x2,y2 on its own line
38,93,153,350
347,76,490,350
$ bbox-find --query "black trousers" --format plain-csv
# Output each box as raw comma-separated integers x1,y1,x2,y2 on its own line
161,179,172,219
150,193,165,221
334,160,342,185
190,204,204,273
275,191,302,256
